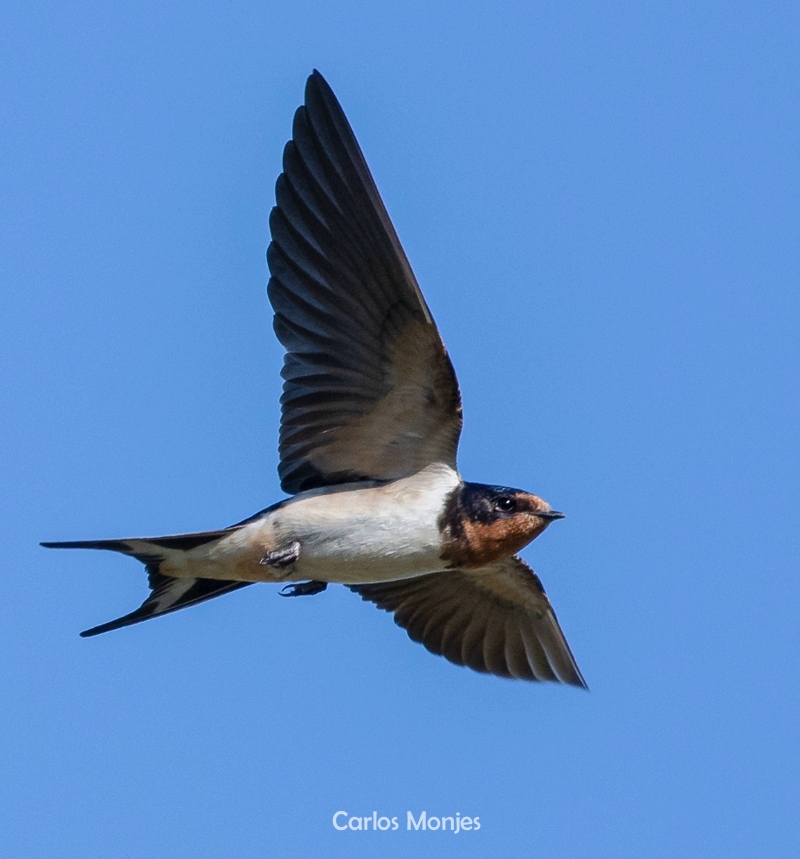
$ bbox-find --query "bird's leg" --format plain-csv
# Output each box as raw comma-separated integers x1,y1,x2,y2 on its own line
259,540,301,572
280,580,328,598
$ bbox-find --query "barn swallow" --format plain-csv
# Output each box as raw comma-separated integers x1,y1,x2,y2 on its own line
42,71,586,687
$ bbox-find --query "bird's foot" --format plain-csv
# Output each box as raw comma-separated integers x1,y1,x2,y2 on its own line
280,580,328,598
259,541,301,570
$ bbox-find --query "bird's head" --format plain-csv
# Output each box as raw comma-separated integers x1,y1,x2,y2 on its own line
439,482,564,568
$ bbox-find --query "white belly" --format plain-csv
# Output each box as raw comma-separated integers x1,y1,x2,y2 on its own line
256,464,460,584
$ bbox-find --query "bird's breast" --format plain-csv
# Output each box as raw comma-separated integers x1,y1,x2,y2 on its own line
265,464,461,583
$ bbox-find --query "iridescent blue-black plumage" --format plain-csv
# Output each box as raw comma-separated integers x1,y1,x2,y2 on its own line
41,71,585,687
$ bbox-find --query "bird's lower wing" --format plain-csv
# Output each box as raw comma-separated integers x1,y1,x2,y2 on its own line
349,556,586,687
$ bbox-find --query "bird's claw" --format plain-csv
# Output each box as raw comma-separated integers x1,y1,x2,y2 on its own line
279,580,328,598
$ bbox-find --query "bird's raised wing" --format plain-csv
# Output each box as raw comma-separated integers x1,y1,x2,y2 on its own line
349,556,586,686
267,70,462,494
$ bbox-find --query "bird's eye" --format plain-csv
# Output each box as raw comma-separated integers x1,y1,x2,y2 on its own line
494,496,516,513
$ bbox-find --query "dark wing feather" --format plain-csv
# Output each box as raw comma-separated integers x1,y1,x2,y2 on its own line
349,556,586,687
268,70,462,494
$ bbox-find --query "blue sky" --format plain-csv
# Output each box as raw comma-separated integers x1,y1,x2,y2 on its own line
3,1,799,856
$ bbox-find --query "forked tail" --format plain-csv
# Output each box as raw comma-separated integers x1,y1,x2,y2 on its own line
41,530,251,636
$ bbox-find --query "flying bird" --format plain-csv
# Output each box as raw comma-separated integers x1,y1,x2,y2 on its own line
43,71,586,687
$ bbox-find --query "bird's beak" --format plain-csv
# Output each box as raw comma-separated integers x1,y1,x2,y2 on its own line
537,510,565,520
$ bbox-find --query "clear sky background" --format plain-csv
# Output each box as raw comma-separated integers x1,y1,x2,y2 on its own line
3,2,799,856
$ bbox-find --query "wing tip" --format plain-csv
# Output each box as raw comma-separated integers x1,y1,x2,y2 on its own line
551,654,589,689
307,68,329,92
567,671,590,691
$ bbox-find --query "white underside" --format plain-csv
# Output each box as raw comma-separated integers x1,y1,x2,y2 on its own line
179,462,461,585
268,462,459,583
